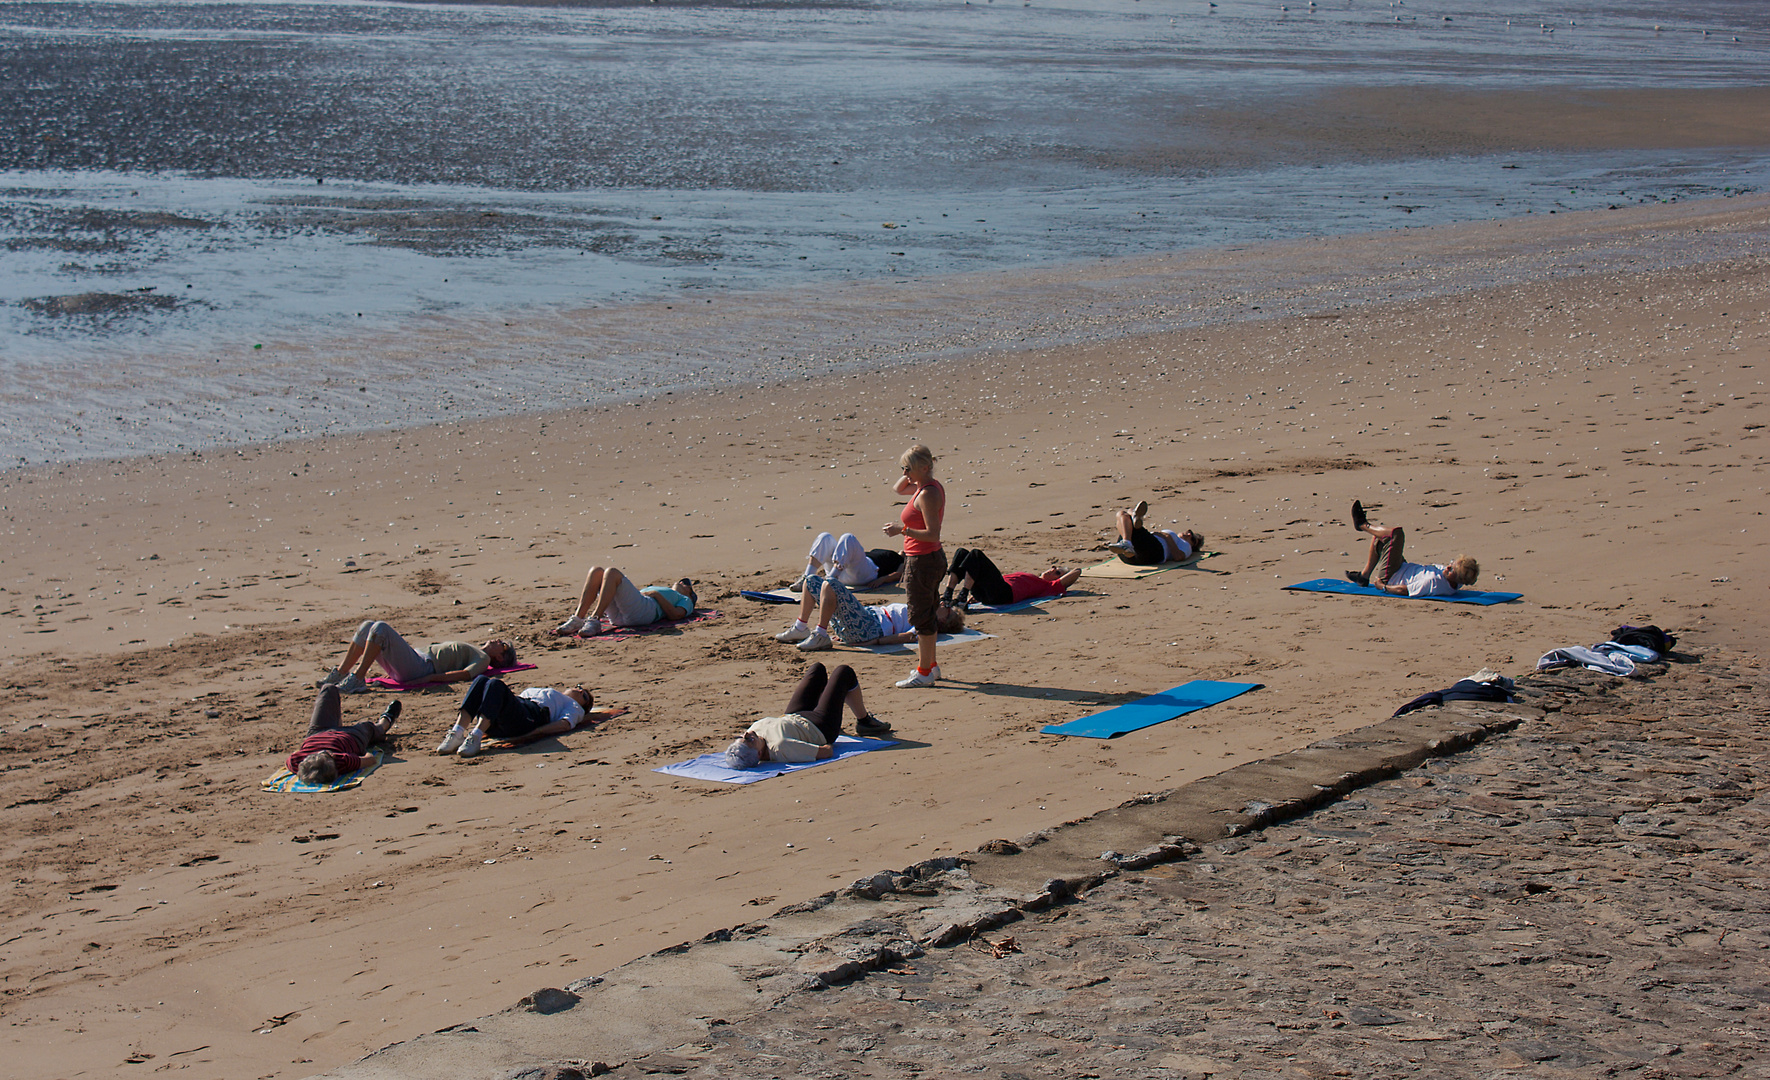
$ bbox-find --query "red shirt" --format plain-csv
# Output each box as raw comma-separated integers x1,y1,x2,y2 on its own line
286,729,366,776
900,478,944,556
1005,572,1068,603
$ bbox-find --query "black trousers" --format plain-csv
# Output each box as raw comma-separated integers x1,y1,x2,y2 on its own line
784,663,860,742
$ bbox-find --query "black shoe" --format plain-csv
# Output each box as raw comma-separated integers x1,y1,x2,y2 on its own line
1345,571,1369,587
954,587,970,608
855,714,893,736
381,699,402,723
1351,500,1368,531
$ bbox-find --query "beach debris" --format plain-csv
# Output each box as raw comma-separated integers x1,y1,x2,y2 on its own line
518,987,581,1014
970,934,1021,959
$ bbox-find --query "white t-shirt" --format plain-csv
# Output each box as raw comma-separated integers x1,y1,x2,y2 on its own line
747,714,828,762
520,687,588,729
1156,531,1194,562
1390,562,1455,597
873,603,913,636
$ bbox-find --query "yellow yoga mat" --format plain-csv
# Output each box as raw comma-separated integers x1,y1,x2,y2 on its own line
1079,551,1217,579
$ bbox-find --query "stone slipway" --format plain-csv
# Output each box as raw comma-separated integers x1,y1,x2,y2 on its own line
320,692,1540,1078
320,648,1767,1079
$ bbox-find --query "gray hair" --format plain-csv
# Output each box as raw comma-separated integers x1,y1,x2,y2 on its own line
723,738,760,770
297,751,339,785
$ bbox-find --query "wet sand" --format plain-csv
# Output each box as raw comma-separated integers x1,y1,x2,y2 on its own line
0,194,1767,1078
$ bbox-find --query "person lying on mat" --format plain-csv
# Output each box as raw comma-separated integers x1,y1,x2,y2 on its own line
435,676,596,758
941,547,1082,608
773,573,965,653
316,621,515,694
790,531,905,589
723,662,889,768
1344,501,1479,596
1105,500,1204,566
553,567,697,637
288,687,400,785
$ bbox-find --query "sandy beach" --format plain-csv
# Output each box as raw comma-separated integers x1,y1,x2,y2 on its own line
1,194,1767,1078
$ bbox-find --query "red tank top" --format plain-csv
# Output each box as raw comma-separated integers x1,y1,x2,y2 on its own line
901,478,944,556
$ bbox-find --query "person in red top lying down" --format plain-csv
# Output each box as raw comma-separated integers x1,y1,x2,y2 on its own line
286,685,401,785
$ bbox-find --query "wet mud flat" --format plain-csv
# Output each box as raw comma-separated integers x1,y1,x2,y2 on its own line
327,638,1768,1079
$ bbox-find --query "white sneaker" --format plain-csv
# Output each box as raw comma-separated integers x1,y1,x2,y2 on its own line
337,673,368,694
457,731,483,758
576,616,606,637
314,669,343,689
435,726,468,755
554,614,586,636
774,621,812,643
796,626,833,652
895,665,941,688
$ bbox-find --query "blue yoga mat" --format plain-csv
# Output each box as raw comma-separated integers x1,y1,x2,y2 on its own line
1283,578,1522,605
741,589,800,604
654,735,897,784
967,595,1057,614
1042,680,1263,739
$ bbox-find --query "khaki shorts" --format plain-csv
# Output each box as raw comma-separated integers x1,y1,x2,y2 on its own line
1373,527,1406,586
901,550,949,635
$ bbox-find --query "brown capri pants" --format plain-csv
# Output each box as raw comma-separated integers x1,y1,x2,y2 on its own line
1371,527,1407,587
901,549,949,635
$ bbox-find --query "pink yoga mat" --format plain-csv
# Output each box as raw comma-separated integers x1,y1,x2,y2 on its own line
366,662,538,692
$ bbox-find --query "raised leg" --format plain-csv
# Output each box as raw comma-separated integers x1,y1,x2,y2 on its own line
814,580,842,630
588,567,628,620
307,685,343,736
575,567,608,618
784,662,830,716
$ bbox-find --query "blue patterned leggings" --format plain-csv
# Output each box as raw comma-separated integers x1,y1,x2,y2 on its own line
806,573,884,643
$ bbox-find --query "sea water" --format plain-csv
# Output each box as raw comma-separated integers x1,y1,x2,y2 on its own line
2,0,1767,464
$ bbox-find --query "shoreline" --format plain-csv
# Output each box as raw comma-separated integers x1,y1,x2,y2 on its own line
0,197,1766,1079
6,191,1770,470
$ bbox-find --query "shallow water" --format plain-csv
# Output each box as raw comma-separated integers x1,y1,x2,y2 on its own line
2,0,1767,464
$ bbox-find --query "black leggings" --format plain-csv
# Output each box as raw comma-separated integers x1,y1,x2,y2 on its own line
459,675,551,739
784,663,859,743
949,547,1013,606
867,548,904,578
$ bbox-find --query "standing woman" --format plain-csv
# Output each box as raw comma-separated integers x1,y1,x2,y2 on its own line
883,444,947,687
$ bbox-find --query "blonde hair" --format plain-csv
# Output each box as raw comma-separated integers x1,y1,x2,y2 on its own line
1449,555,1479,585
899,444,936,472
297,751,339,785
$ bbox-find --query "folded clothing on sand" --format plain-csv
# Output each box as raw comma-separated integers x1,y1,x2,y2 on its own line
1392,678,1514,717
1043,680,1262,739
1611,624,1676,653
1283,578,1522,605
1538,645,1636,677
653,735,896,784
261,747,386,792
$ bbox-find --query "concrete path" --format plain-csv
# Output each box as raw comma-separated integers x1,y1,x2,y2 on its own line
323,639,1768,1079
